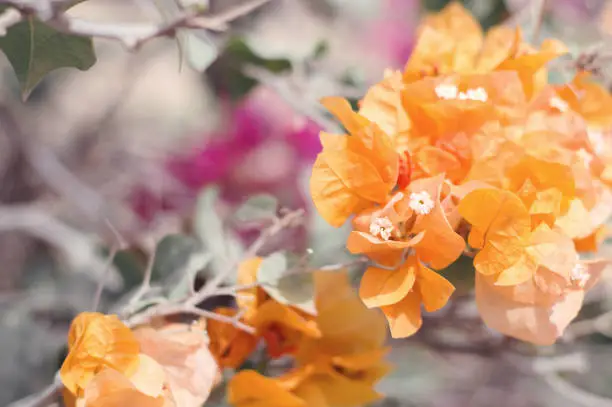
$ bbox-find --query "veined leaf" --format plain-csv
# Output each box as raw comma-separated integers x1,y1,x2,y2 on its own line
0,9,96,100
256,251,316,315
234,193,278,223
194,187,243,282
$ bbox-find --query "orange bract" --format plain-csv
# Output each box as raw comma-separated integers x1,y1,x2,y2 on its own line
134,323,219,407
60,312,140,394
310,97,399,227
228,270,391,407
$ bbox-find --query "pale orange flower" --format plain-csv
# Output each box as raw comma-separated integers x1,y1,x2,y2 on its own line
60,312,140,395
477,259,610,344
134,323,219,407
310,97,399,227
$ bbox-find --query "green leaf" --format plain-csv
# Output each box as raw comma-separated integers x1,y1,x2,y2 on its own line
0,12,96,100
179,31,219,72
234,194,278,223
168,251,212,301
256,251,316,315
152,234,201,281
194,187,243,281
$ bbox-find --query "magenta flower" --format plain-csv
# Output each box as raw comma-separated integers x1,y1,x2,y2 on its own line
130,86,322,225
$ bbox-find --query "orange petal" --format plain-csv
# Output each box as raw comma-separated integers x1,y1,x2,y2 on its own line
321,97,370,135
206,308,257,369
310,153,370,227
251,300,321,338
60,312,140,394
359,261,417,308
134,324,219,407
476,273,584,345
314,270,387,351
81,355,167,407
417,265,455,312
380,292,423,338
228,371,306,407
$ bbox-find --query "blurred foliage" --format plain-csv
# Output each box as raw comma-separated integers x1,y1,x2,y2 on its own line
0,6,96,100
422,0,509,30
207,37,291,100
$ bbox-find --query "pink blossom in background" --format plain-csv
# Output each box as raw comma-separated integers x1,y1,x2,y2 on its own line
130,86,322,228
363,0,418,70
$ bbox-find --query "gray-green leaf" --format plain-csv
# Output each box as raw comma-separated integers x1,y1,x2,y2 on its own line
0,13,96,100
194,187,243,282
234,193,278,223
256,251,316,315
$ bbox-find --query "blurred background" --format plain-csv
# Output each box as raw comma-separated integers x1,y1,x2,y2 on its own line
3,0,612,406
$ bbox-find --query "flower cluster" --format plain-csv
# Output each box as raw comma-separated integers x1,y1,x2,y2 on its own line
310,2,612,345
209,261,390,407
60,313,217,406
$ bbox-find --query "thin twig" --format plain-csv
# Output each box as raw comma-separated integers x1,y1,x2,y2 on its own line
2,0,272,50
185,208,305,308
0,204,120,287
126,303,255,333
531,0,547,43
126,244,158,308
91,245,119,311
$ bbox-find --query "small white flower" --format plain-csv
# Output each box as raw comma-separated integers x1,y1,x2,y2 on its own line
465,87,488,102
408,191,435,215
588,128,607,155
550,96,568,112
435,83,458,100
435,84,488,102
570,263,589,288
576,148,593,168
369,216,394,241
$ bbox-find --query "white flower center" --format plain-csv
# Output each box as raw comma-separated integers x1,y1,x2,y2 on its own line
588,128,607,155
435,83,458,100
570,263,589,288
576,148,593,168
550,96,568,112
408,191,435,215
369,216,394,241
435,84,488,102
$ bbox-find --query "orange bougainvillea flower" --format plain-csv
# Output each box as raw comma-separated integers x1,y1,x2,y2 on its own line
557,72,612,128
228,370,306,407
60,312,140,395
310,97,399,227
460,188,587,287
361,254,455,338
403,2,567,88
359,69,411,142
227,270,391,407
208,258,320,367
206,307,258,369
404,2,484,78
134,323,219,407
459,188,534,285
70,354,171,407
348,174,464,270
400,72,522,141
477,259,610,345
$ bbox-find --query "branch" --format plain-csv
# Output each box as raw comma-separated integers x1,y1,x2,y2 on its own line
531,0,547,42
0,204,121,287
91,245,119,311
185,208,305,307
1,0,272,50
